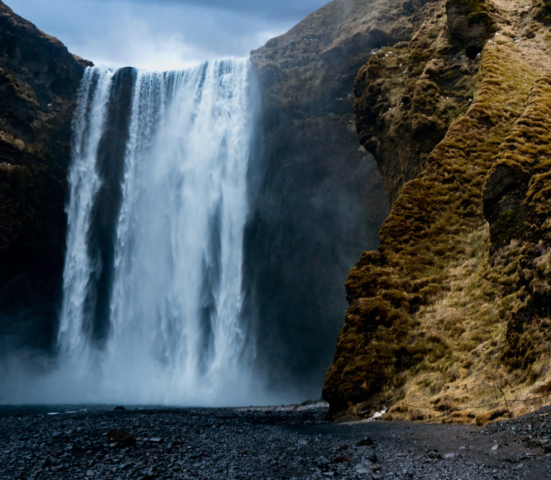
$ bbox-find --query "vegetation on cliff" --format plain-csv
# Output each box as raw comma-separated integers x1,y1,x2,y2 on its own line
325,0,551,424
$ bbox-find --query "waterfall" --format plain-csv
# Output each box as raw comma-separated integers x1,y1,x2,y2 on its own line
58,68,116,355
54,60,257,405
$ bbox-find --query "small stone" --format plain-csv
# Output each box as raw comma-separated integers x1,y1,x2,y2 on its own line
114,406,126,411
357,436,374,447
443,453,456,459
86,471,94,478
330,455,349,464
525,439,541,448
355,464,371,474
107,429,136,447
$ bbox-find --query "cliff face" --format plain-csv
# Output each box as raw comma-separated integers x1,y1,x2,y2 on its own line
0,1,89,355
354,0,485,202
246,0,406,396
324,0,551,423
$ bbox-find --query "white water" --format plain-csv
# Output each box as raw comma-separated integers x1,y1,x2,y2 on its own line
58,68,115,356
3,60,263,406
100,61,255,404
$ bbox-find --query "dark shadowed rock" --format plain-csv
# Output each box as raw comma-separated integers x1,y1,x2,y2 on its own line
246,0,391,400
483,161,531,247
446,0,496,59
357,436,374,447
0,0,91,355
107,429,136,447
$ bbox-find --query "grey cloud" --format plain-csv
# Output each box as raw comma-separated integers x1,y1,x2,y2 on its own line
6,0,328,69
117,0,329,19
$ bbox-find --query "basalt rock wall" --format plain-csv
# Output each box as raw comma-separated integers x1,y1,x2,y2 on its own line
0,1,90,356
244,0,418,396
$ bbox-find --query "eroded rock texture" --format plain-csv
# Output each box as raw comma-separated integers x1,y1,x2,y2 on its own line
0,1,89,355
325,0,551,423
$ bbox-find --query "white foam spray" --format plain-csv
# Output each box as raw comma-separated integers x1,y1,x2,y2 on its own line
2,60,271,406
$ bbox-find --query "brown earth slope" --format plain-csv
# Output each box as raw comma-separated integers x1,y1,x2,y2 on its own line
0,1,89,354
324,0,551,424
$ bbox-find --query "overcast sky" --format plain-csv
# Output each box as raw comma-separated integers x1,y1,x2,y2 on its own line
6,0,329,71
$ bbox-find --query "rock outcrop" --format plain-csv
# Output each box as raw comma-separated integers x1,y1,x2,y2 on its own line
246,0,401,395
324,0,551,423
0,1,90,355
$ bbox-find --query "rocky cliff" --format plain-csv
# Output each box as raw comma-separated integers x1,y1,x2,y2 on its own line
0,0,394,393
246,0,395,397
0,1,89,356
3,0,550,421
324,0,551,423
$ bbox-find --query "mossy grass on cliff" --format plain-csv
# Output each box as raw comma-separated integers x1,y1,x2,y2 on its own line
354,0,478,202
324,0,551,422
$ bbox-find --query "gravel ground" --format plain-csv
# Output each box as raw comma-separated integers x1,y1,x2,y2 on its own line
2,403,551,479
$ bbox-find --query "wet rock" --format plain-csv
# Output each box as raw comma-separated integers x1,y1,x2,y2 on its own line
368,452,378,463
357,436,374,447
354,463,372,474
426,449,443,460
3,404,551,479
107,429,136,447
147,437,164,444
0,2,91,352
524,439,541,449
483,161,531,247
248,0,391,397
330,454,349,463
